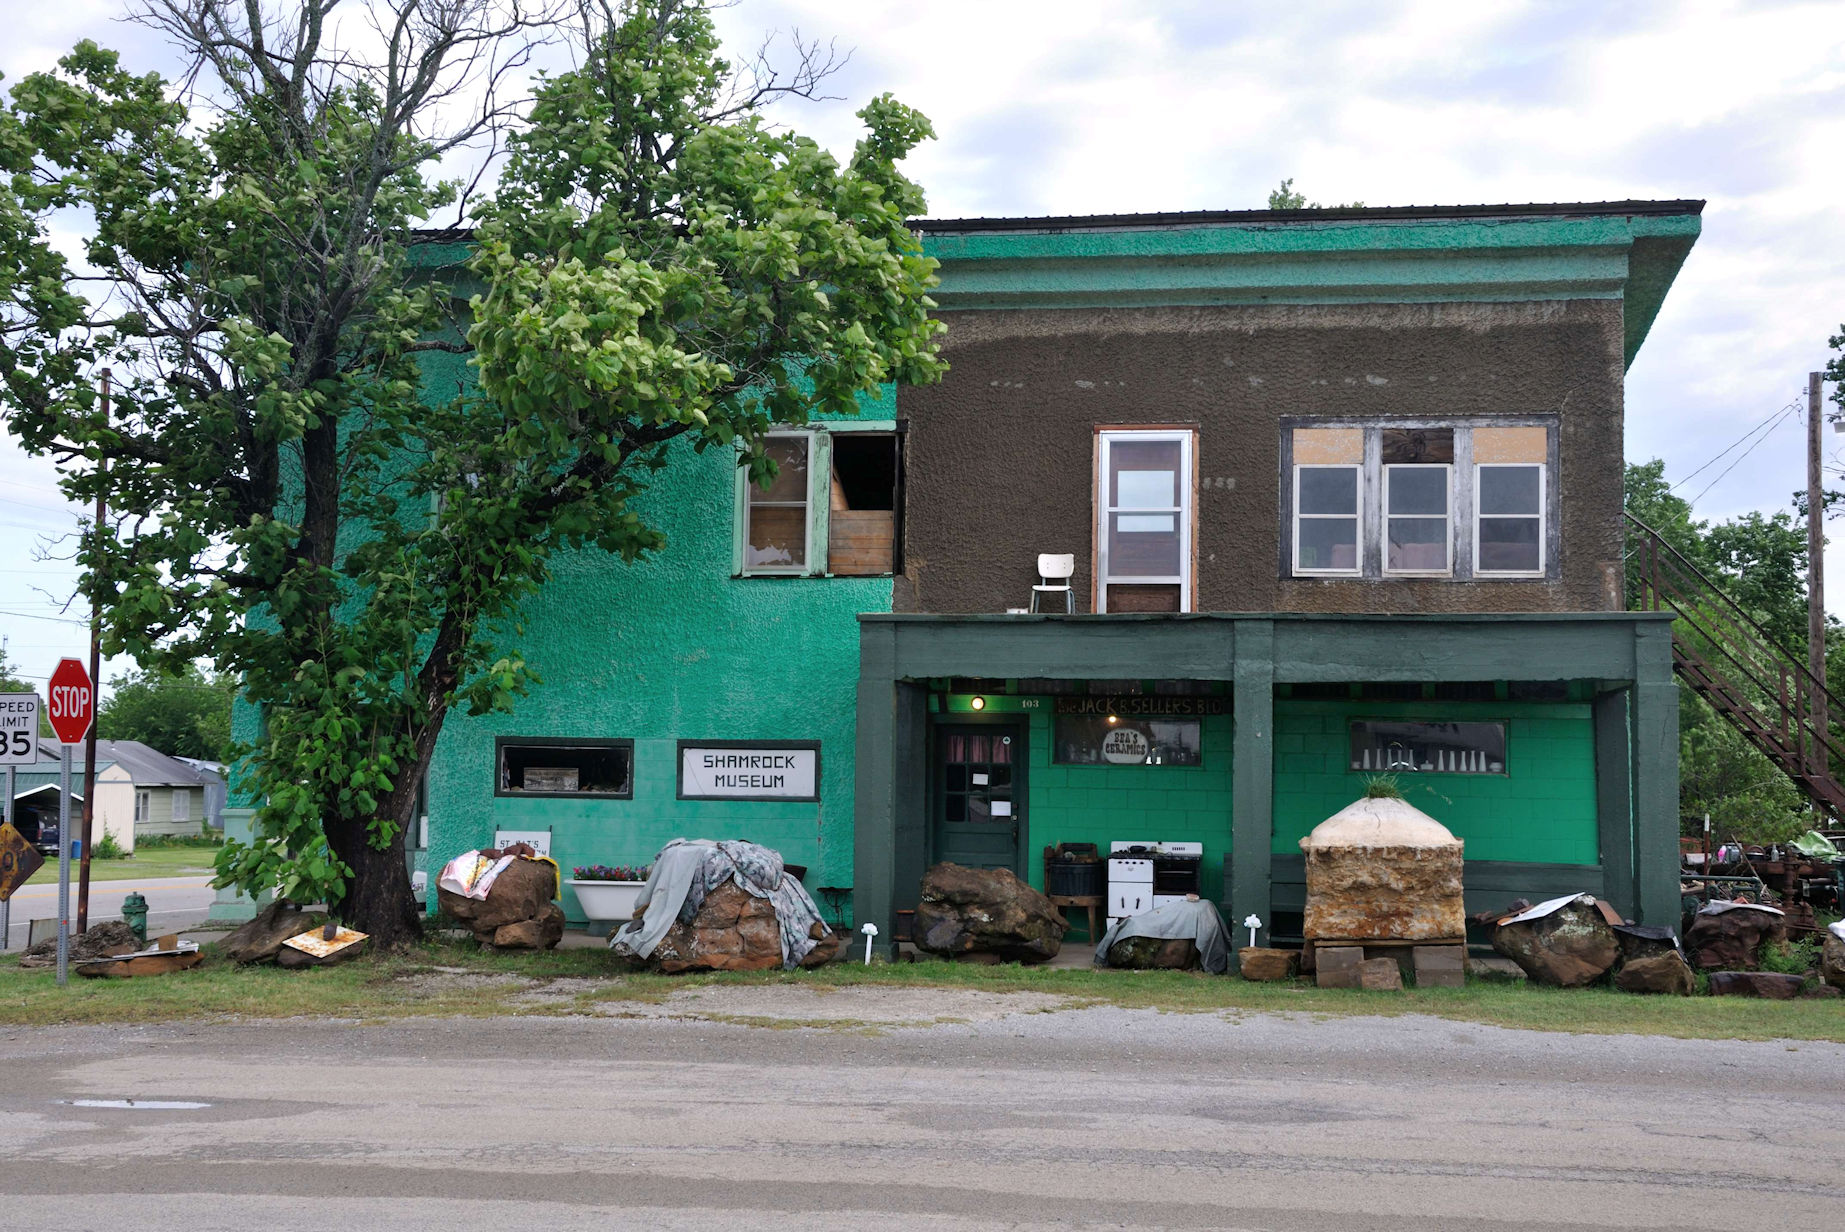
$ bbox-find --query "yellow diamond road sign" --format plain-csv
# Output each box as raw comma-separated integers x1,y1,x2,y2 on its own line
0,821,43,902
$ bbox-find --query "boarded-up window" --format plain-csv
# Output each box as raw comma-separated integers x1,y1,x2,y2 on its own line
828,433,899,575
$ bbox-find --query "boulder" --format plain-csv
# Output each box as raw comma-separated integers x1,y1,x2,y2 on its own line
1491,897,1617,987
222,900,326,964
648,882,840,973
1466,954,1527,983
1802,984,1841,1000
437,857,558,934
1707,970,1804,999
1820,930,1845,991
491,902,566,951
1301,797,1465,942
1611,924,1680,965
1237,947,1299,982
1106,936,1198,970
913,864,1066,964
1315,945,1364,989
1613,951,1694,996
1683,905,1785,971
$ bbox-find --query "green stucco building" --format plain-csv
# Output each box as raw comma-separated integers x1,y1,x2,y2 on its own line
420,199,1700,955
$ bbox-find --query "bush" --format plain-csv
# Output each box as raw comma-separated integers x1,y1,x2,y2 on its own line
1759,936,1821,976
92,832,127,860
136,832,223,850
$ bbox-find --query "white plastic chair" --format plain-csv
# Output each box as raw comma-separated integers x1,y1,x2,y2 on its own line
1030,553,1076,613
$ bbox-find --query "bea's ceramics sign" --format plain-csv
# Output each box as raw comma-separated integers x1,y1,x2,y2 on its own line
678,742,819,801
1101,727,1150,764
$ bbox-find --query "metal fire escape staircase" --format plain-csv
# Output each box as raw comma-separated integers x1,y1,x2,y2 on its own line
1628,512,1845,817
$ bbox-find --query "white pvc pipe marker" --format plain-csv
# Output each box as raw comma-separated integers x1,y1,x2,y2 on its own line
1243,914,1262,949
860,921,879,965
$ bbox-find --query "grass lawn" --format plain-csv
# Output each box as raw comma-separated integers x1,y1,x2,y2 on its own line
24,844,219,885
1,938,1840,1041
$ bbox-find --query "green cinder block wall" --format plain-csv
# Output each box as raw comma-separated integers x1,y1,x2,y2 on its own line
1273,699,1599,865
1022,711,1235,904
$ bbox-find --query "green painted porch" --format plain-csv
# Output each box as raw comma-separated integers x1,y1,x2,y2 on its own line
852,612,1680,956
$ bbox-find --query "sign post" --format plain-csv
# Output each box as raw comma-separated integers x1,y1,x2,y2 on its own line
47,659,94,987
0,692,41,951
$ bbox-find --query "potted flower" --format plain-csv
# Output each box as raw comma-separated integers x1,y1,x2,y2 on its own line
567,864,652,923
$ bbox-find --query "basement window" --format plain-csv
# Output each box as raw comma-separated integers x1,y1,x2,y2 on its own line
1349,720,1506,775
496,738,634,798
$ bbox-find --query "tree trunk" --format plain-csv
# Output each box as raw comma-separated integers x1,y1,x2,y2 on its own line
325,812,423,949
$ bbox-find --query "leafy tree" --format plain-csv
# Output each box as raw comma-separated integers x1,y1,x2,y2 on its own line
0,0,944,945
1267,179,1363,210
97,666,234,761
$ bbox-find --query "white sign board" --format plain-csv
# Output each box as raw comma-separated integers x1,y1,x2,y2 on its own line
679,744,819,801
1101,726,1149,765
493,829,552,856
0,693,40,765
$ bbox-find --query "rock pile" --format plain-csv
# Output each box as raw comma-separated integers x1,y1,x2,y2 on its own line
18,921,139,968
648,881,840,973
223,900,327,964
437,856,565,950
914,863,1066,963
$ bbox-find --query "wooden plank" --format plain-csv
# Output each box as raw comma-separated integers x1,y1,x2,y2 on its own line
829,510,894,576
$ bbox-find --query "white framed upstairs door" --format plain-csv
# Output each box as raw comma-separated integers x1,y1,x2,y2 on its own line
1095,429,1195,613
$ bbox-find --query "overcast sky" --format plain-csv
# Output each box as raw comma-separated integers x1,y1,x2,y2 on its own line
1,0,1842,696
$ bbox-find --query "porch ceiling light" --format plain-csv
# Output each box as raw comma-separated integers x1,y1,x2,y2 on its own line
1106,713,1119,725
969,695,986,710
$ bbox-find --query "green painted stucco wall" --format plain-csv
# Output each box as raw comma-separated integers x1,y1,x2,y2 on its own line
424,398,896,926
1020,710,1234,904
1273,699,1599,865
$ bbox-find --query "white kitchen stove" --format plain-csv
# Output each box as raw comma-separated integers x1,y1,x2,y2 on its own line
1106,840,1204,927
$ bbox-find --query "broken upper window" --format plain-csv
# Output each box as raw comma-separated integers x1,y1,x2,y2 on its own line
740,429,902,577
828,432,900,576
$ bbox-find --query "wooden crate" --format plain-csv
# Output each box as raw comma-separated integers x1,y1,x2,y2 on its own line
828,509,894,576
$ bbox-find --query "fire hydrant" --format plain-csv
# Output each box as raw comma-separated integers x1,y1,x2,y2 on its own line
121,891,148,946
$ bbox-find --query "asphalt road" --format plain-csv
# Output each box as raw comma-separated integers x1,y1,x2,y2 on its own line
0,996,1840,1231
1,875,216,950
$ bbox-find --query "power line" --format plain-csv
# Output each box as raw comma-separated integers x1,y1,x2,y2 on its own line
0,608,90,626
1688,407,1797,507
1671,398,1803,492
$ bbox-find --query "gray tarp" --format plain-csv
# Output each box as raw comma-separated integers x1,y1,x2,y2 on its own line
1093,898,1230,974
610,838,829,969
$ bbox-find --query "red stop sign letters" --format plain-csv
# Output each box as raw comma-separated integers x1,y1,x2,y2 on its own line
47,657,93,745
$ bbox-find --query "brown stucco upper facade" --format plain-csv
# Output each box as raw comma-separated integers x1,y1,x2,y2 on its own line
893,202,1702,618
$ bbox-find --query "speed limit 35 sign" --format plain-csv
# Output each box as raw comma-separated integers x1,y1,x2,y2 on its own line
0,692,39,765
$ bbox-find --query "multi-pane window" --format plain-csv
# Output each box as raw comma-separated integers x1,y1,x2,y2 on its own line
171,789,191,823
133,790,149,823
1287,421,1553,580
1293,466,1360,575
1476,463,1545,575
1384,464,1451,574
744,434,811,572
1097,430,1193,612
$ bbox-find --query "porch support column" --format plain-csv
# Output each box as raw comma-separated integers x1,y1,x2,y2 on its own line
1592,687,1636,921
853,622,899,944
1630,620,1680,928
1231,619,1275,957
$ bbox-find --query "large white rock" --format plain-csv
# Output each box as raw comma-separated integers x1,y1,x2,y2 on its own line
1302,796,1466,942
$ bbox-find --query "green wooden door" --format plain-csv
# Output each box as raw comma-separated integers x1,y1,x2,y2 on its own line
932,723,1025,873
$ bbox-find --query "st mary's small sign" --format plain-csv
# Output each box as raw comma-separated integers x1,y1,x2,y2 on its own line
677,741,820,801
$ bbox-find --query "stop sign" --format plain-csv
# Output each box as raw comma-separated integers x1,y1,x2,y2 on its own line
47,658,93,746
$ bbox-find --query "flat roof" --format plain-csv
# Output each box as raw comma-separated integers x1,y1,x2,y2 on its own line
910,199,1705,235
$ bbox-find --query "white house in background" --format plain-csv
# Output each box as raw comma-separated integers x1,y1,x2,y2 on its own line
12,754,136,854
24,737,217,847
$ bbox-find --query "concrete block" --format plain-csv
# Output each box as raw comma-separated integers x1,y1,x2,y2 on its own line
1316,945,1363,989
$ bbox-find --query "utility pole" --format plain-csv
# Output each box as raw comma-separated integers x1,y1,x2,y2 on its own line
1808,370,1827,767
77,368,107,933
